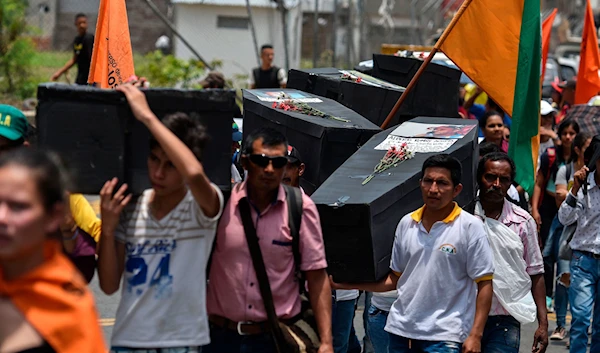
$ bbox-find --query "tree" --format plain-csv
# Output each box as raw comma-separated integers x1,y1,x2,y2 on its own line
0,0,35,96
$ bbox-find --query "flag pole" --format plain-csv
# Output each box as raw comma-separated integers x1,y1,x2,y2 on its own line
380,0,474,129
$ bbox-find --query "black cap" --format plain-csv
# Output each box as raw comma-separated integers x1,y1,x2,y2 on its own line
287,145,302,164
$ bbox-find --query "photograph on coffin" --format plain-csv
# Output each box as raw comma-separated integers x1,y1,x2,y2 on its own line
36,83,235,194
312,117,479,283
242,89,381,194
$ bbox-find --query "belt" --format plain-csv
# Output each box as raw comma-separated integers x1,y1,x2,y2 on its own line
579,250,600,259
209,315,271,336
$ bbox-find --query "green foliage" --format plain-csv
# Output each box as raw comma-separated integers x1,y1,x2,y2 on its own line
0,0,36,98
137,50,209,88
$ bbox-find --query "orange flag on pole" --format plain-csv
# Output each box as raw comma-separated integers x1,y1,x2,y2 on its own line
575,0,600,104
87,0,135,88
542,9,557,80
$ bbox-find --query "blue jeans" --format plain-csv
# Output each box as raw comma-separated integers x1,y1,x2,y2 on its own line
481,315,520,353
388,334,461,353
332,298,360,353
367,304,390,353
203,324,276,353
543,215,570,325
569,250,600,353
363,292,375,353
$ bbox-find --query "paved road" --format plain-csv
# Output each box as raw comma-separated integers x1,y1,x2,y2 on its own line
91,278,570,352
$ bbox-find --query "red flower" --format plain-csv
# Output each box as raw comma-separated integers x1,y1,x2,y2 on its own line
272,102,277,108
356,77,362,83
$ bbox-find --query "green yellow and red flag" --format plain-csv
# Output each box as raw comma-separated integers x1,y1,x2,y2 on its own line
440,0,541,195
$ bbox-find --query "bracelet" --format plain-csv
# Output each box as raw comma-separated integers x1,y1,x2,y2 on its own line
62,232,79,241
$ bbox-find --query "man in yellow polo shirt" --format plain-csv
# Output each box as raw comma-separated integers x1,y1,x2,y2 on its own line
333,154,494,353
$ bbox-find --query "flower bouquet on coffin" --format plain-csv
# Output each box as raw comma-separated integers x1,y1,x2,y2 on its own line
272,94,350,122
362,144,415,185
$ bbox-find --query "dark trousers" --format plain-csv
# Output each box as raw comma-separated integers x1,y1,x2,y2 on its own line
203,324,276,353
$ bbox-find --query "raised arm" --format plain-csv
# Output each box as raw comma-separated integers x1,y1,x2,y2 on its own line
97,178,131,295
558,166,588,226
116,85,220,217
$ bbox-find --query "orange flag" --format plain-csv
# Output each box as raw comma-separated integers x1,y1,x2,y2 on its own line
542,9,557,80
575,0,600,104
88,0,135,88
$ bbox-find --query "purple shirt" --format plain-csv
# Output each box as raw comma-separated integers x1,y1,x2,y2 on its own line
207,182,327,322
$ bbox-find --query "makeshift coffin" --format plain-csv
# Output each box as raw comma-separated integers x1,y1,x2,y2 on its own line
372,55,461,118
243,89,381,194
36,83,235,194
287,68,407,127
312,117,479,283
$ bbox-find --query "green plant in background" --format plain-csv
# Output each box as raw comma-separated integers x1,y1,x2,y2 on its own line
0,0,36,98
138,50,210,88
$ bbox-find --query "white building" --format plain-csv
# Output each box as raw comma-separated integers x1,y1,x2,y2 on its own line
172,0,302,81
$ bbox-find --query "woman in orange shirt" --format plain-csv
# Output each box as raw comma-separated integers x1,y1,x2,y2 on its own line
0,148,106,353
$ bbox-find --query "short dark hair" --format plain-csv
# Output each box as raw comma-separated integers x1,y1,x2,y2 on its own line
242,127,287,155
149,112,209,161
421,154,462,186
261,44,274,52
479,141,502,157
0,148,69,212
573,131,592,158
479,110,504,131
477,152,516,185
75,13,87,21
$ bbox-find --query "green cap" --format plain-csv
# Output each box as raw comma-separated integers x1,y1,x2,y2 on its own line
0,105,28,141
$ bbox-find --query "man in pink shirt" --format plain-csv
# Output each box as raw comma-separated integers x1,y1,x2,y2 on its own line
475,152,548,353
206,127,333,353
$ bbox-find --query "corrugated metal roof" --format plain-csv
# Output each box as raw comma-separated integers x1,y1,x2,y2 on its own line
172,0,298,7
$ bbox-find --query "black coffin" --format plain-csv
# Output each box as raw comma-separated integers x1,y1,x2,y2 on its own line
287,68,407,127
243,89,381,194
36,83,235,195
311,117,479,283
372,55,461,118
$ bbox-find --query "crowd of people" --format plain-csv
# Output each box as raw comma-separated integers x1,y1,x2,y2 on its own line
1,10,599,353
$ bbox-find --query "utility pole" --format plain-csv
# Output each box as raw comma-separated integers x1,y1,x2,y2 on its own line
246,0,261,67
332,0,338,67
313,0,320,68
275,0,291,71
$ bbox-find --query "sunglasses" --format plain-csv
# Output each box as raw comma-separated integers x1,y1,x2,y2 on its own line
249,154,288,169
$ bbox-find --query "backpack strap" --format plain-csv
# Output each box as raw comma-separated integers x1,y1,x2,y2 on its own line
566,162,574,183
283,184,304,291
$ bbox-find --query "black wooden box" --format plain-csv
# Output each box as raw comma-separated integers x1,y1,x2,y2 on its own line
242,89,381,194
36,83,235,194
287,68,408,127
311,117,479,283
372,55,461,118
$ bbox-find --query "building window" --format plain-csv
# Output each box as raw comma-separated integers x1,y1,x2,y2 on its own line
217,16,250,29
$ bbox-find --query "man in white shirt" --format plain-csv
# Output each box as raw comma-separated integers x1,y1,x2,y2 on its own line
333,154,494,353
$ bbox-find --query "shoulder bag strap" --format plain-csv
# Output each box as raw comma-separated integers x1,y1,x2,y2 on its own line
239,198,284,352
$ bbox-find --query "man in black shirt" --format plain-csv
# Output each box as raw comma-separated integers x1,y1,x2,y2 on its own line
51,14,94,85
249,44,287,89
